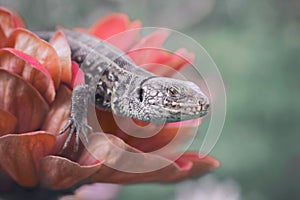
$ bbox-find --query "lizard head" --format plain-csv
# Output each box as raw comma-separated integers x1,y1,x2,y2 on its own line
134,76,210,123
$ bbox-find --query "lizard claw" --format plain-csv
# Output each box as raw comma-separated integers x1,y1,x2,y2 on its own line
59,118,93,152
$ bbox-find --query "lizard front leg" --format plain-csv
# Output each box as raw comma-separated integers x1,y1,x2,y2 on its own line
59,84,93,152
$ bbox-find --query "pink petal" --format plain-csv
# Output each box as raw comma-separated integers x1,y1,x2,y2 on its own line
128,31,169,65
6,28,62,89
71,61,85,87
0,69,49,132
40,156,102,189
0,131,55,187
0,48,56,103
141,48,195,77
90,13,134,39
50,31,72,86
170,152,220,181
0,109,17,136
89,13,141,51
104,20,141,51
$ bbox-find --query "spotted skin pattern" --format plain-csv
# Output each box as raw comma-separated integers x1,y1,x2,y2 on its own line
36,30,209,151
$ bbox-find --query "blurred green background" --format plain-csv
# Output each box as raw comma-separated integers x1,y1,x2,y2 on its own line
1,0,299,199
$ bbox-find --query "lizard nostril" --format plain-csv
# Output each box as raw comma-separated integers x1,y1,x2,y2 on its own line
199,100,209,111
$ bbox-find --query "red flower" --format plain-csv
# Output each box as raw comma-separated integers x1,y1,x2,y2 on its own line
0,7,219,191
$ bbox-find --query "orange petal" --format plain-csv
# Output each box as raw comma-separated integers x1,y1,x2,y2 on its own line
0,6,24,38
141,48,195,77
0,109,17,136
50,31,72,86
89,13,141,51
0,48,56,103
169,152,220,181
42,85,71,135
42,85,72,153
104,20,141,51
0,69,49,132
90,13,132,39
0,26,6,48
84,133,217,184
0,131,55,187
6,28,62,89
40,156,102,189
95,110,199,152
128,31,169,65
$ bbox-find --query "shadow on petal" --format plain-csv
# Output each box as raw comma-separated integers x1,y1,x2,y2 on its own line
0,109,17,136
0,69,49,132
0,48,56,103
40,156,102,189
50,31,72,86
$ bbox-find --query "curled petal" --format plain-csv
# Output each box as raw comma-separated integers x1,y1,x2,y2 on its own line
0,109,17,136
0,48,56,103
169,153,220,182
0,131,55,187
141,48,195,77
128,31,170,65
88,13,141,51
6,28,62,89
83,133,218,183
50,31,72,85
0,6,24,38
0,69,49,132
40,156,102,189
90,13,140,40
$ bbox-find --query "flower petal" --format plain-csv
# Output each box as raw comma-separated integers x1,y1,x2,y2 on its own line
84,133,217,184
141,48,195,77
90,13,137,39
71,61,85,87
0,69,49,132
0,131,55,187
95,110,200,152
6,28,62,89
40,156,102,189
128,30,169,65
169,152,220,182
50,31,72,86
42,85,72,154
42,85,71,135
0,6,24,38
0,48,56,103
89,13,141,51
0,109,17,136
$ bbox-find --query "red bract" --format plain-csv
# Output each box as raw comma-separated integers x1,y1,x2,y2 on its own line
0,7,219,191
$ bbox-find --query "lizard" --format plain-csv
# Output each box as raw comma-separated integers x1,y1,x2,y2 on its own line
36,30,210,152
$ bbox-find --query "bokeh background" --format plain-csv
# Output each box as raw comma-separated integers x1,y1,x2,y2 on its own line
0,0,299,199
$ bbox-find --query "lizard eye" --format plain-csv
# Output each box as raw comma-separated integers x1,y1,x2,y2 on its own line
167,87,179,97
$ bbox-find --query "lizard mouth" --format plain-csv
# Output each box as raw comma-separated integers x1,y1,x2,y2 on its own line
165,103,209,121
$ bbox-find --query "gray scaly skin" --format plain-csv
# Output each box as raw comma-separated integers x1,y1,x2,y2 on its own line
36,30,209,151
